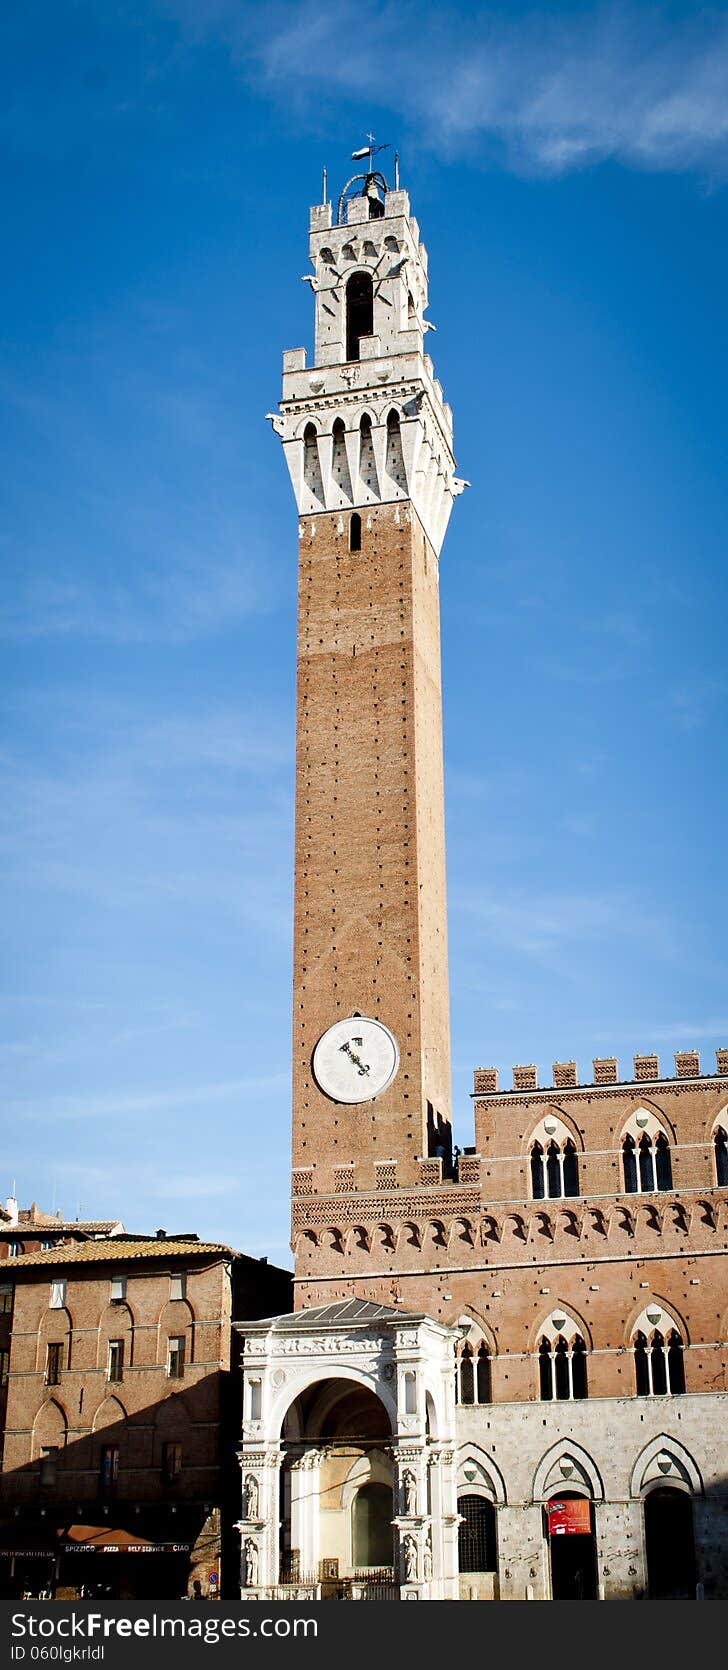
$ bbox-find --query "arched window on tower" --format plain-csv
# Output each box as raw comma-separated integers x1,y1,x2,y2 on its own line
537,1318,588,1401
528,1120,579,1200
715,1126,728,1186
302,421,324,506
349,512,362,552
621,1115,672,1194
632,1309,686,1395
331,417,353,503
346,272,374,361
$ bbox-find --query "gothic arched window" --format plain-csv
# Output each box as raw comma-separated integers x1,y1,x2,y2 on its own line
476,1344,491,1404
459,1343,474,1405
633,1318,685,1395
455,1331,491,1406
530,1141,545,1200
538,1331,588,1401
715,1126,728,1186
529,1126,579,1200
622,1128,672,1194
346,272,374,361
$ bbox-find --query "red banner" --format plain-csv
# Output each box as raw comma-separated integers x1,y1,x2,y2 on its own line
547,1498,591,1536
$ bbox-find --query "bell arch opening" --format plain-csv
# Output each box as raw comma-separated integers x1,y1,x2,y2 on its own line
346,273,374,361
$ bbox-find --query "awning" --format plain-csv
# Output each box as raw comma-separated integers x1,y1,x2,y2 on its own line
60,1525,191,1555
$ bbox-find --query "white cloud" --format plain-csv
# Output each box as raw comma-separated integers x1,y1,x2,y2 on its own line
171,0,728,178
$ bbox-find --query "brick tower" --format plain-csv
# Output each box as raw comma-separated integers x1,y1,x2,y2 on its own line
269,161,466,1300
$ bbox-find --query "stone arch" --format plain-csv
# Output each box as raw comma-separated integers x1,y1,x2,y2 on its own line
92,1393,127,1432
341,1447,392,1513
502,1212,527,1243
322,1227,344,1254
97,1299,135,1372
708,1103,728,1138
157,1296,195,1370
272,1366,397,1442
36,1305,73,1373
623,1293,689,1348
530,1299,593,1353
521,1106,585,1155
619,1103,676,1144
153,1387,193,1474
532,1440,604,1503
452,1309,498,1356
456,1443,507,1505
376,1223,395,1252
630,1435,703,1498
427,1219,447,1248
346,1225,371,1254
448,1217,474,1249
396,1220,421,1251
32,1396,68,1459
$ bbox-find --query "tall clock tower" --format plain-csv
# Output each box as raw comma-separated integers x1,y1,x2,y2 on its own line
269,160,465,1302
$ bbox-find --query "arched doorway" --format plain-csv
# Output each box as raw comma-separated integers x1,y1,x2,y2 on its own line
546,1492,598,1600
352,1482,393,1568
279,1378,394,1587
644,1488,696,1598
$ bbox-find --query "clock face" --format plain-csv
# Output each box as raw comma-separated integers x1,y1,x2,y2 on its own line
312,1016,399,1105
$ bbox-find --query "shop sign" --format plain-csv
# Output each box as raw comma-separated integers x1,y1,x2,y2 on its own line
547,1498,591,1536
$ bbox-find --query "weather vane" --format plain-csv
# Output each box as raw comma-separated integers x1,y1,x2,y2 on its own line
351,133,390,174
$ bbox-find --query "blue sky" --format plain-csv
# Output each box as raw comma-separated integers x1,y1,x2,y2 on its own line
2,1,727,1266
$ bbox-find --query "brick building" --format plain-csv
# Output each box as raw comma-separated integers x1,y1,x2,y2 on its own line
235,157,728,1601
0,1198,125,1262
0,1231,290,1598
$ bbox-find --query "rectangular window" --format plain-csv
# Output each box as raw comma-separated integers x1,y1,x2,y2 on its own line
0,1347,9,1386
249,1378,262,1421
8,1242,20,1259
110,1275,127,1303
39,1446,59,1486
170,1273,186,1302
167,1336,185,1379
161,1441,182,1483
41,1239,53,1251
45,1342,63,1385
50,1279,66,1310
107,1339,124,1382
99,1445,119,1492
0,1287,12,1315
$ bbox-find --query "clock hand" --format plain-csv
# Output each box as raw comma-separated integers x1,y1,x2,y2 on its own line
339,1041,370,1076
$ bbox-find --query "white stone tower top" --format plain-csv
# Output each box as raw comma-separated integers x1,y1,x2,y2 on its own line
267,162,467,556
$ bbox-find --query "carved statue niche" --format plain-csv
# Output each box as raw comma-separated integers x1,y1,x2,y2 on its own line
403,1469,417,1516
242,1538,259,1587
244,1474,259,1520
402,1534,418,1583
423,1527,433,1582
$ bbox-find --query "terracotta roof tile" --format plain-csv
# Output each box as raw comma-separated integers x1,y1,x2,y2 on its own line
8,1238,232,1269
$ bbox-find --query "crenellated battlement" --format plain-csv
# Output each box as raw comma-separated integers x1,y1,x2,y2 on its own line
473,1049,728,1097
